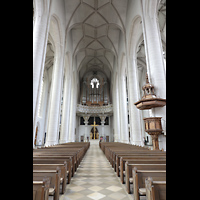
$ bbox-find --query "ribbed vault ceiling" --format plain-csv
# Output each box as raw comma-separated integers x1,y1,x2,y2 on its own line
158,0,166,47
136,0,166,70
64,0,128,79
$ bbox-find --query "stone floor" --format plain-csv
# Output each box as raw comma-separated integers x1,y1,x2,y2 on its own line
59,140,134,200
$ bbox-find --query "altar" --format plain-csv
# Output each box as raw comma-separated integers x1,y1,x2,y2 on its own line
90,130,99,139
90,120,99,139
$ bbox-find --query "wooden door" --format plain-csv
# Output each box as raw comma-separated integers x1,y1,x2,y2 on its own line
106,136,109,142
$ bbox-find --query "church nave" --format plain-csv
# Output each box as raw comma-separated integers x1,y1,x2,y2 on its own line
59,140,134,200
33,0,166,199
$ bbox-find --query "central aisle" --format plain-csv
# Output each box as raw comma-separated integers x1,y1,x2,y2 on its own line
60,140,132,200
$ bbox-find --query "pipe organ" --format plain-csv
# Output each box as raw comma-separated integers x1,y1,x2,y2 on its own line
81,77,110,106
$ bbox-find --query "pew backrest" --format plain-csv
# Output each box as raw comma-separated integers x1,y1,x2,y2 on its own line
33,168,61,200
119,156,166,183
132,167,166,200
145,177,166,200
125,163,166,193
33,157,72,183
33,178,50,200
33,163,67,193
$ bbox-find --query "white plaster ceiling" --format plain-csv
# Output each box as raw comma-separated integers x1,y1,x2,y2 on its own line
64,0,129,80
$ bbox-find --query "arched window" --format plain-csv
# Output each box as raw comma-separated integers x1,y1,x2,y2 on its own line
90,78,99,88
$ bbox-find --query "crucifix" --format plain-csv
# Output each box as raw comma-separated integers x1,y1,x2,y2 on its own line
91,117,99,139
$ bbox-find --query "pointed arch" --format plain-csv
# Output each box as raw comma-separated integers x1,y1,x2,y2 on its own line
128,15,143,59
49,14,64,55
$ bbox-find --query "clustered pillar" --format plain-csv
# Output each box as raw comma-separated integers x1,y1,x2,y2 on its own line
33,8,50,146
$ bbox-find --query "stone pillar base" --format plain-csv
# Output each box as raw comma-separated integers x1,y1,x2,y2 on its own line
45,140,57,146
59,140,70,144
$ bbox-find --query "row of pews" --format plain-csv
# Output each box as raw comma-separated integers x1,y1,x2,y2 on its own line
99,142,166,200
33,142,90,200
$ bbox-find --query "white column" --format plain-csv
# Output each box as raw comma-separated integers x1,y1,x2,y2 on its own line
119,75,129,143
141,0,166,115
113,97,117,142
102,123,105,142
83,116,90,141
71,96,77,142
45,49,64,146
112,83,116,141
33,13,49,143
99,115,106,141
68,78,74,142
141,0,166,149
59,66,72,143
114,76,121,142
84,122,88,142
127,57,143,146
68,73,77,142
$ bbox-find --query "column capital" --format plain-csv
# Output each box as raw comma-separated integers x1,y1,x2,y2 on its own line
83,115,90,123
99,114,106,121
99,115,106,125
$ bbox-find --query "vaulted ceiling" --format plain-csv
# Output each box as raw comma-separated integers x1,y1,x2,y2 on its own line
64,0,129,80
45,42,54,70
158,0,166,48
136,0,166,71
44,0,165,85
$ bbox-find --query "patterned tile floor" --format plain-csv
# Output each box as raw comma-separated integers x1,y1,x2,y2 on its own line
59,140,134,200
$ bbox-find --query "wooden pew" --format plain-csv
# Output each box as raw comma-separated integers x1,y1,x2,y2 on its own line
119,155,166,183
45,143,89,160
145,177,166,200
33,177,50,200
113,150,166,174
125,163,166,194
108,147,150,166
34,147,81,169
33,156,73,182
102,143,155,166
36,142,90,168
33,142,90,184
33,167,61,200
36,145,88,169
132,167,166,200
33,153,76,176
102,143,150,161
113,150,165,170
33,163,67,194
33,142,90,199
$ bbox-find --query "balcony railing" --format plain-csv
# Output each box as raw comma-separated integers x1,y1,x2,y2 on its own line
76,104,113,114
